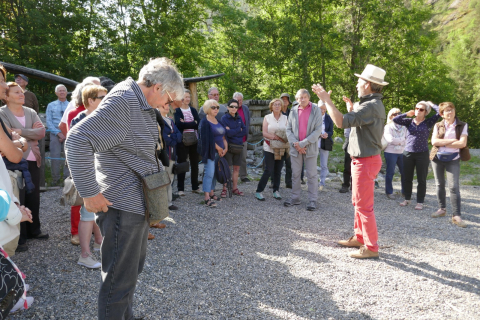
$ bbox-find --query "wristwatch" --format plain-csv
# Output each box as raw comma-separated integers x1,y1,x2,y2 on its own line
18,140,25,148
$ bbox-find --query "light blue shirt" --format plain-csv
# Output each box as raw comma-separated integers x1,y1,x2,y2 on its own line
46,100,69,135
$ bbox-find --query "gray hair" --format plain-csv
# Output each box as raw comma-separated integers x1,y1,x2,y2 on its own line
71,81,94,107
233,92,243,100
387,108,401,124
55,84,67,93
184,89,191,94
138,57,184,100
295,89,310,100
208,87,219,95
369,82,384,93
83,76,101,85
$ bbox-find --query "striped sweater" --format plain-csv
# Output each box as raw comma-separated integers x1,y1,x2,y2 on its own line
65,78,161,214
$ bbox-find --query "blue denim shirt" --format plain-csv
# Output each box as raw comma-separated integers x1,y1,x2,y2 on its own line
46,100,69,135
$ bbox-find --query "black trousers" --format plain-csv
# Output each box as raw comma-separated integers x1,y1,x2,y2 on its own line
176,142,199,192
270,153,291,186
258,151,284,192
343,150,352,187
403,151,430,203
20,161,42,243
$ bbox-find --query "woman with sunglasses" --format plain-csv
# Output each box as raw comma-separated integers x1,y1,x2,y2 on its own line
220,99,246,197
68,84,107,269
383,108,407,200
393,101,440,210
198,99,227,207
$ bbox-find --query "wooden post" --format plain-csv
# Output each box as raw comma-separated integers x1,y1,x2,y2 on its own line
188,82,198,110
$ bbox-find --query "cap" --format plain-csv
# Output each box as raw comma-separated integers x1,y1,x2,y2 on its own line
15,74,28,82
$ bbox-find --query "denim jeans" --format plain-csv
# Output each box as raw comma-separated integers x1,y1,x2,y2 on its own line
95,208,149,320
318,149,329,186
403,151,430,203
383,152,405,195
257,151,284,192
431,158,461,217
202,158,216,193
49,132,69,183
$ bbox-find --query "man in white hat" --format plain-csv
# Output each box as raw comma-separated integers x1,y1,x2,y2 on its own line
312,64,387,259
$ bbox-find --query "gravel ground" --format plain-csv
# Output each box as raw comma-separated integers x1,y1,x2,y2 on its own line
8,176,480,320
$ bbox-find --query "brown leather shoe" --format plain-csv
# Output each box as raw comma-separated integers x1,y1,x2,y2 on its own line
150,222,166,229
338,236,363,247
148,233,155,240
349,245,379,259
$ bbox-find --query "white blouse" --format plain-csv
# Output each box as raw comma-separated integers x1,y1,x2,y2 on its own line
263,113,288,153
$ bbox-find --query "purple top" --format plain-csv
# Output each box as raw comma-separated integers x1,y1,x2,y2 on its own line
210,121,226,149
393,104,440,153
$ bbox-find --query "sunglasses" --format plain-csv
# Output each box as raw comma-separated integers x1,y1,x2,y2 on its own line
95,96,106,100
211,106,220,110
391,112,401,116
228,105,239,109
415,107,425,112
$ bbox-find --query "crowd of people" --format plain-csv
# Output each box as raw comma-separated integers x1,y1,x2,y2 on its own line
0,59,472,318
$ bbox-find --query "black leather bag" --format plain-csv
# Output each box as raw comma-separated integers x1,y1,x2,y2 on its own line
228,143,243,155
173,161,190,175
182,132,197,146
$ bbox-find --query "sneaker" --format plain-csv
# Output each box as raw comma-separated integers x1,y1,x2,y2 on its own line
431,208,446,218
284,199,301,207
339,186,349,193
338,235,363,247
10,297,34,313
71,234,80,246
168,205,178,210
348,245,379,259
255,192,265,201
178,191,185,196
399,200,411,207
273,191,282,200
241,177,251,183
318,185,323,191
374,181,380,189
93,242,101,251
192,189,202,194
306,201,316,211
386,194,396,200
15,243,28,253
77,253,101,269
452,217,467,228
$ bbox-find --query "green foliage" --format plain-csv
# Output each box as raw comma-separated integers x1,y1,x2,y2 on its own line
1,0,478,147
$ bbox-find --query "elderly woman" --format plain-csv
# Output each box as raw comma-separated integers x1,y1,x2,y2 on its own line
393,101,440,210
68,85,107,269
383,108,407,199
430,102,468,227
220,99,246,196
198,99,227,207
0,82,47,242
255,98,288,200
174,89,200,195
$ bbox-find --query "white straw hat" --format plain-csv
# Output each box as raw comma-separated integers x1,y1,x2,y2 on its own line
354,64,389,86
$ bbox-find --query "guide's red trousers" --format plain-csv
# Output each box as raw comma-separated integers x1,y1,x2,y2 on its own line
71,205,81,235
351,155,382,252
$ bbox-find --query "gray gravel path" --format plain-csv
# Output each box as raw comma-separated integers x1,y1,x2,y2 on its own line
9,177,480,319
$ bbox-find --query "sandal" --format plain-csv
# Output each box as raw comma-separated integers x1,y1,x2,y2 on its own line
221,189,227,198
399,200,411,207
232,188,244,196
205,199,217,207
210,194,222,201
415,203,424,210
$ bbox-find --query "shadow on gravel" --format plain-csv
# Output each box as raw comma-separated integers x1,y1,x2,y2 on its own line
381,253,480,297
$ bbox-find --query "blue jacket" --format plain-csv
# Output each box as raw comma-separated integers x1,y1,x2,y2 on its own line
198,118,216,163
174,106,200,133
162,117,182,160
320,113,334,150
220,113,246,145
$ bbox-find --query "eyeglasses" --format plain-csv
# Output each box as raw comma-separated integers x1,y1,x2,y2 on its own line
391,112,400,116
211,106,220,110
415,107,425,112
166,91,174,104
95,96,106,100
228,105,239,109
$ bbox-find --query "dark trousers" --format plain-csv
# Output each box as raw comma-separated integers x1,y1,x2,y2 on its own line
431,158,461,217
343,150,352,187
20,161,41,243
403,151,430,203
269,153,291,186
176,142,199,192
96,208,149,320
258,151,284,192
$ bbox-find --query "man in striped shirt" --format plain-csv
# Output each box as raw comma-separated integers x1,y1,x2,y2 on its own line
65,58,184,320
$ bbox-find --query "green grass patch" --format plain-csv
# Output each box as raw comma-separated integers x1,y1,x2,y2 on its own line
463,175,480,186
